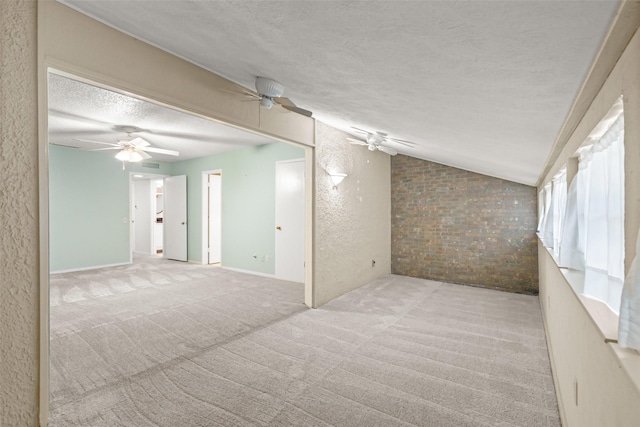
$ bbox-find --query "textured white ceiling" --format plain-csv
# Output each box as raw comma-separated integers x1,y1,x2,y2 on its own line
57,0,618,184
48,73,275,162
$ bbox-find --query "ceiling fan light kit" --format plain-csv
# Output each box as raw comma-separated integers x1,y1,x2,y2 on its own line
115,148,144,162
260,97,275,109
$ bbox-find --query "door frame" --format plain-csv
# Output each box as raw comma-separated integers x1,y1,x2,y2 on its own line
130,173,169,257
39,66,315,426
201,169,222,265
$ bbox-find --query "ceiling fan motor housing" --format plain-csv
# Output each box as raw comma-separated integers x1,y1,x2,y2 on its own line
255,77,285,98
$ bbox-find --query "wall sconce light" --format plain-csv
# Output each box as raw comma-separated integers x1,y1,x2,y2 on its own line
329,172,347,189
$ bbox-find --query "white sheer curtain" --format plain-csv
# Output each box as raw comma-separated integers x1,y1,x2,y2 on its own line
540,182,554,247
551,100,636,347
537,189,546,233
559,175,585,270
580,115,625,313
551,170,567,260
539,171,567,261
619,231,640,350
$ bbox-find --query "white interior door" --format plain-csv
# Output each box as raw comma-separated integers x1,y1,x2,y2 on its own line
275,159,305,282
164,175,187,261
208,173,222,264
133,179,153,254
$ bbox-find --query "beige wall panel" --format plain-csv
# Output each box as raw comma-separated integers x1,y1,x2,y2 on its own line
539,244,640,427
313,122,391,307
0,1,39,426
259,106,315,148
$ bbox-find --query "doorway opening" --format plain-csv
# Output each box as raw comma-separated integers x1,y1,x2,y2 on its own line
42,68,314,425
131,173,167,257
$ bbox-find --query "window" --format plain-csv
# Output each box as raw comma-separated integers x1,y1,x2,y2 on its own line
556,112,625,313
538,168,567,262
540,96,639,349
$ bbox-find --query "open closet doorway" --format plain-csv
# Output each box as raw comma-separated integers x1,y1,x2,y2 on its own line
131,173,167,257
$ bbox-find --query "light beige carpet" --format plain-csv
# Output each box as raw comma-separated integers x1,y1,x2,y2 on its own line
49,255,559,426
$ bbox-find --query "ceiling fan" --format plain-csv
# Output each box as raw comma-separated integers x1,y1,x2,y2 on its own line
347,128,416,156
75,125,179,163
231,77,313,117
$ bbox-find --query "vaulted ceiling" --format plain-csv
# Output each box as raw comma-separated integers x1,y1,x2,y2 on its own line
56,0,618,185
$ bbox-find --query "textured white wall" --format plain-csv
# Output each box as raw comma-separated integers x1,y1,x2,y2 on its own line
313,122,391,307
0,1,39,425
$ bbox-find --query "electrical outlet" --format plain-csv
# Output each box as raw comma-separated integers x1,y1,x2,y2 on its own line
265,254,270,262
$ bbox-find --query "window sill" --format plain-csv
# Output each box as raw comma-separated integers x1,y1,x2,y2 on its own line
559,268,621,342
540,243,640,392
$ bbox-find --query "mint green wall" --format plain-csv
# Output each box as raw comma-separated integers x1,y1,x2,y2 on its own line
49,145,130,272
49,145,171,272
170,142,304,274
49,142,302,274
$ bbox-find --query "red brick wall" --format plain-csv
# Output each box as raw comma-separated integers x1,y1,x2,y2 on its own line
391,155,538,293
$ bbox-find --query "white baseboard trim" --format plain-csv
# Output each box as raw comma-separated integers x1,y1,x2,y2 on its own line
50,261,131,275
221,266,276,279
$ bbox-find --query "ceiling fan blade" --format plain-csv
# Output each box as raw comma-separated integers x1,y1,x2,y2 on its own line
136,150,153,160
347,137,368,146
279,104,313,117
74,138,119,147
140,146,179,156
273,97,296,108
377,145,398,156
272,97,312,117
88,147,122,151
128,137,150,148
